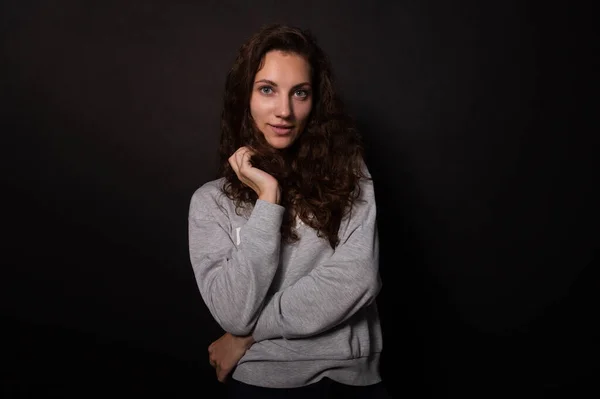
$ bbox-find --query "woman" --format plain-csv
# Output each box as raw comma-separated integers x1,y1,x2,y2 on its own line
188,23,389,398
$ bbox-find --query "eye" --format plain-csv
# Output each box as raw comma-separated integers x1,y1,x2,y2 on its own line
259,86,273,95
294,89,310,99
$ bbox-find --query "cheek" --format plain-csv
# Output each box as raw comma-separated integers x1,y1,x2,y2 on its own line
297,101,313,123
249,96,271,122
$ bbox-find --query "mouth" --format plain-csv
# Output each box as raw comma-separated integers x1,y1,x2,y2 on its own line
269,124,294,135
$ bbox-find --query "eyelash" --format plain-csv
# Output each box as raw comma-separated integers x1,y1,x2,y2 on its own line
258,86,310,99
294,89,309,98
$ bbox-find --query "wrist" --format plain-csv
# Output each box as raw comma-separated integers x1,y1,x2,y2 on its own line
241,335,255,349
258,185,280,204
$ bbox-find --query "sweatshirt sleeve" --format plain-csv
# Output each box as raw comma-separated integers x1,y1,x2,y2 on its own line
251,174,382,341
188,185,284,336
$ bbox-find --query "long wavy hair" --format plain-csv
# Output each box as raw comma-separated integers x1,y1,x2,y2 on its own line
218,23,367,249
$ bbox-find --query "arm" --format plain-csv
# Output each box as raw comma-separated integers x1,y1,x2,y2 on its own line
206,186,379,380
252,176,382,341
189,146,282,335
188,194,284,336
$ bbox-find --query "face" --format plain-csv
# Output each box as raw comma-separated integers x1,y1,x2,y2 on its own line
249,50,313,150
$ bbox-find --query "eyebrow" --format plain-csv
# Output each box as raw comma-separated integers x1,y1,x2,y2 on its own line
254,79,311,88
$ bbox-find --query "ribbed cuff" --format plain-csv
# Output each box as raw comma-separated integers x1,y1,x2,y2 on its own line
245,200,285,233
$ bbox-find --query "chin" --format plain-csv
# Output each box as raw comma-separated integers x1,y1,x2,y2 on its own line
266,136,297,150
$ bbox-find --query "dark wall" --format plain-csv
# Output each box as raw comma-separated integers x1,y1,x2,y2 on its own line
2,1,596,397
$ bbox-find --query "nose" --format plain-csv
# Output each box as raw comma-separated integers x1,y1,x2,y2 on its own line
275,97,292,119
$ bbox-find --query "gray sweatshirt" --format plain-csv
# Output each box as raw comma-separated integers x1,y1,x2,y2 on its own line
188,167,383,388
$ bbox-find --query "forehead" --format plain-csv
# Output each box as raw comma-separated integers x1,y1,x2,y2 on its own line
255,50,311,83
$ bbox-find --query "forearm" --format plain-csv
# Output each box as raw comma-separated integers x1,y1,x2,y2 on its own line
190,199,285,335
251,175,381,341
252,226,381,341
253,264,380,340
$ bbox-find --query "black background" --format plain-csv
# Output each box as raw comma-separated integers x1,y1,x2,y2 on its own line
2,1,597,397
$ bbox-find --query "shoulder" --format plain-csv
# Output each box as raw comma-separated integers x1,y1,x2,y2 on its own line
192,177,226,198
359,157,371,178
189,177,231,217
339,158,377,226
355,158,375,202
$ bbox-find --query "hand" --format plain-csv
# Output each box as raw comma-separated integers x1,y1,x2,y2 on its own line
228,147,280,204
208,332,255,383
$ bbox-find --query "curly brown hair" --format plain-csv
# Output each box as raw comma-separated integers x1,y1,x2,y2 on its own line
218,23,368,249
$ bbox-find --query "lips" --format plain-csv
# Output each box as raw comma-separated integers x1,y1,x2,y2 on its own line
269,124,294,135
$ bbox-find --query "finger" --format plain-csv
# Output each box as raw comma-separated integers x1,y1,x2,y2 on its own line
217,368,227,383
241,146,254,157
230,152,241,174
238,145,250,155
235,148,248,171
233,146,246,159
228,155,239,175
231,164,243,183
238,150,254,176
236,152,246,174
241,148,252,165
230,147,247,168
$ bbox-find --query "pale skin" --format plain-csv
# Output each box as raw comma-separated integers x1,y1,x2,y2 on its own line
208,50,313,382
